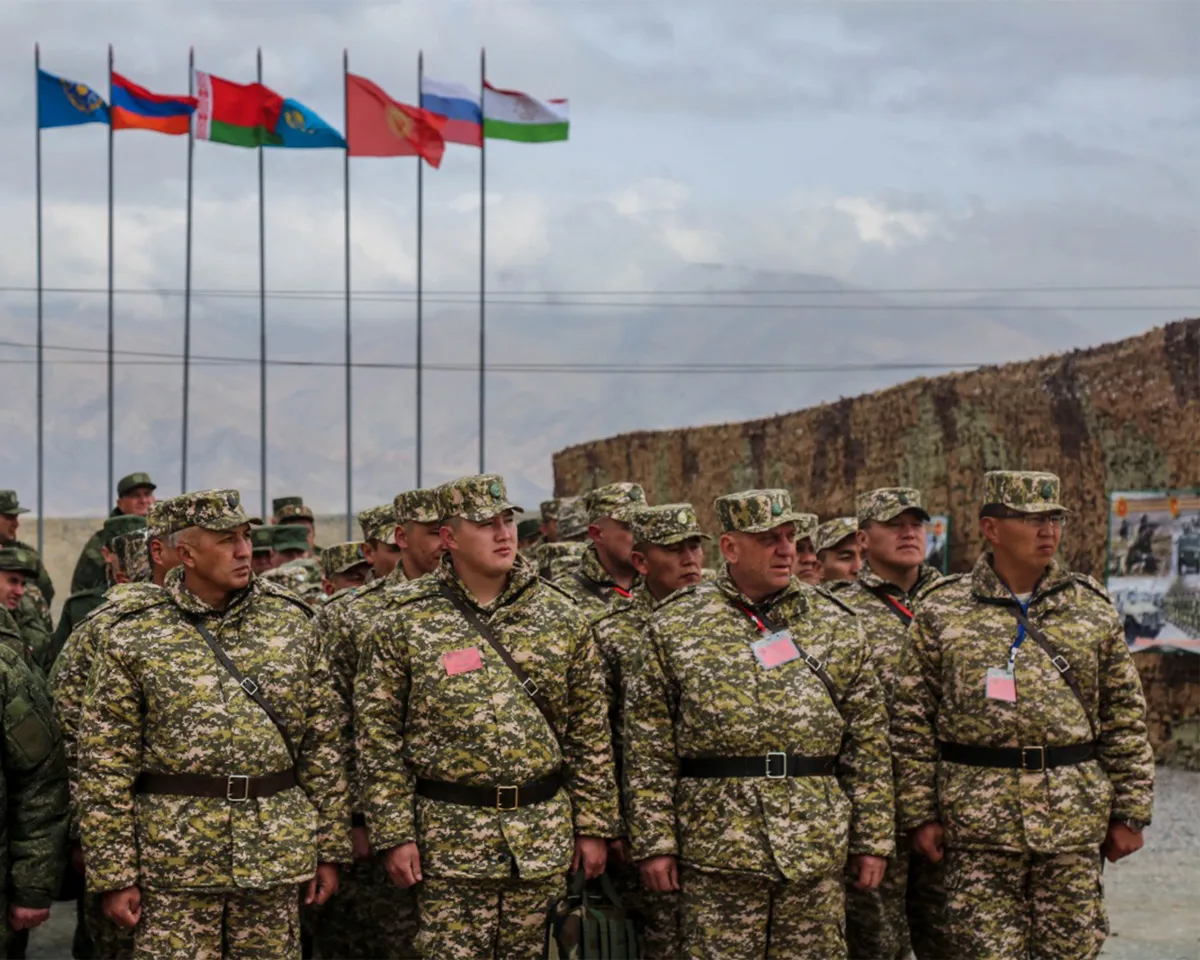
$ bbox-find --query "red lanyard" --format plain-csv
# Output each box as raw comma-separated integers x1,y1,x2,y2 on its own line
732,601,768,634
612,585,632,599
886,595,913,620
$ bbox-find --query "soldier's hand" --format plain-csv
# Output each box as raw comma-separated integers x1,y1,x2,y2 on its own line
102,885,142,929
607,838,633,867
384,842,423,888
639,855,680,893
1102,821,1145,862
351,826,373,861
573,836,607,880
8,906,51,931
909,821,945,863
850,855,888,891
305,863,340,906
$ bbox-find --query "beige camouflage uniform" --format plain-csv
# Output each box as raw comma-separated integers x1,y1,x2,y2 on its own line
77,490,352,959
538,498,590,580
552,483,646,620
624,489,895,960
356,475,621,960
891,472,1155,960
814,517,857,559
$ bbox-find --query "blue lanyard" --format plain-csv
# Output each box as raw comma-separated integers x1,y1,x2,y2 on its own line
1007,591,1029,671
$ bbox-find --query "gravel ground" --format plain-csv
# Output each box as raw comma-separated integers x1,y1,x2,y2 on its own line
25,767,1200,959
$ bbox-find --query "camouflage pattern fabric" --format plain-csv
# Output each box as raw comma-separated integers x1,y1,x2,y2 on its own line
607,861,680,960
584,482,647,523
111,530,151,583
415,874,563,960
321,541,368,578
792,512,820,542
260,557,325,602
856,487,932,523
556,498,589,539
436,472,522,521
552,543,638,621
103,514,148,540
540,498,563,522
16,585,56,677
0,608,24,664
892,552,1154,852
357,504,397,544
535,540,586,580
70,507,122,595
629,503,707,546
116,472,156,497
814,517,857,554
273,495,314,522
982,470,1067,514
134,885,300,960
0,491,56,600
394,487,442,525
77,566,352,894
356,553,621,880
50,589,108,670
624,565,894,879
154,488,262,535
713,489,806,533
269,524,311,554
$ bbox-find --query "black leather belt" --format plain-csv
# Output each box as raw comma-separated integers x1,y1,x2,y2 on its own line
679,753,838,779
415,773,563,810
937,740,1096,772
136,769,297,802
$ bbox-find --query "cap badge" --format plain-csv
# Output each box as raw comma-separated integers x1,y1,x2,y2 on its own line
489,482,502,498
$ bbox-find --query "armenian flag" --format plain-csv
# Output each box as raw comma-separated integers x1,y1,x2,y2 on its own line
110,72,197,135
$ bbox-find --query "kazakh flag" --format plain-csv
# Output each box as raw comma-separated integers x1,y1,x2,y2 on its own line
269,98,345,149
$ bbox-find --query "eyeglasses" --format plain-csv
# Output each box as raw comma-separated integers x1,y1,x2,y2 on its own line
994,512,1068,529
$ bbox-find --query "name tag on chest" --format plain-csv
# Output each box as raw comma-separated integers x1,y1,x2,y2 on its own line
985,667,1017,702
751,630,801,670
444,646,483,676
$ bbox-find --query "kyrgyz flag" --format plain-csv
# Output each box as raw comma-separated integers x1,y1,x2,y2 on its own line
346,74,446,167
194,70,284,147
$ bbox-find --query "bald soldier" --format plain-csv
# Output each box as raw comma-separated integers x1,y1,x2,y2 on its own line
892,472,1154,960
554,483,648,619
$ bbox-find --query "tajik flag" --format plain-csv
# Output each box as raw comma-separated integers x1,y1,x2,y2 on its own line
483,81,568,143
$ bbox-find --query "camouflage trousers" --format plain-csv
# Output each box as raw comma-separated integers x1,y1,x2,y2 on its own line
607,860,681,960
311,855,418,959
414,874,563,960
845,838,949,960
943,849,1107,960
134,885,300,960
679,865,845,960
83,891,135,959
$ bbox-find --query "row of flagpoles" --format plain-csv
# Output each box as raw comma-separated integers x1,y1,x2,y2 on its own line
32,45,568,545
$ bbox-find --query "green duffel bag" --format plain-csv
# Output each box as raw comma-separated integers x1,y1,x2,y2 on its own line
544,868,644,960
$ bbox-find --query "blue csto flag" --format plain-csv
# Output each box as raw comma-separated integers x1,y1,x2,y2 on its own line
38,69,109,128
267,98,345,149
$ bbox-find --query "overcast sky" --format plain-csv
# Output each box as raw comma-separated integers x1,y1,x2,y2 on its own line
2,1,1199,516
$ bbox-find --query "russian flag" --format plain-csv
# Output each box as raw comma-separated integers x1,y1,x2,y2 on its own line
419,76,482,147
111,72,197,136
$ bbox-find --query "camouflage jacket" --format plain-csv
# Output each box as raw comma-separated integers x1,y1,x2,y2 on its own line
829,563,942,710
260,557,325,602
552,544,638,621
77,567,352,894
13,588,55,680
69,508,122,595
624,567,895,880
49,583,161,840
0,643,68,910
535,541,586,580
49,589,107,669
891,553,1155,854
10,539,55,606
356,554,622,880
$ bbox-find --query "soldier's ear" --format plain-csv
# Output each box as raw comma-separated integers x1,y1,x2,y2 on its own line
718,533,738,565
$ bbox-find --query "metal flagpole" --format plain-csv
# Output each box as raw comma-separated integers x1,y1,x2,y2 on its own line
34,44,44,552
416,51,424,487
182,47,194,492
107,44,115,505
257,47,267,519
478,47,486,473
343,49,352,538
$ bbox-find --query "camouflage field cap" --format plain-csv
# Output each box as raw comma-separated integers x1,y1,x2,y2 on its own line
793,513,820,543
270,523,310,553
630,503,709,547
983,471,1067,514
117,472,156,497
155,489,262,537
275,496,314,523
394,488,442,526
0,545,39,576
540,498,563,522
856,487,931,524
517,518,541,541
321,541,368,578
814,517,858,554
0,491,29,516
557,498,589,539
102,514,147,547
585,483,647,524
438,474,523,523
715,489,805,534
357,504,397,545
111,530,150,581
249,526,275,554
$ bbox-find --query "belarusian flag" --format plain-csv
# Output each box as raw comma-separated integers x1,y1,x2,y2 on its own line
483,81,568,143
194,71,284,147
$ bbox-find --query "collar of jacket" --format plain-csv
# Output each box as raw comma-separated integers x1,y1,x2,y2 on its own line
436,550,537,615
968,552,1073,605
164,564,254,619
858,560,939,599
713,561,805,619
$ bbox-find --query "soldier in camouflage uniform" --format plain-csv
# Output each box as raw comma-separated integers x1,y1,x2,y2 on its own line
0,490,55,605
261,525,325,602
356,474,621,960
815,517,861,584
516,518,541,555
250,527,275,577
892,471,1155,960
320,542,370,597
593,503,709,959
357,505,403,581
393,487,445,583
791,511,822,585
553,483,647,619
273,496,320,555
624,489,894,960
539,497,561,544
0,546,55,679
70,473,157,594
538,498,588,580
76,490,351,959
827,489,945,960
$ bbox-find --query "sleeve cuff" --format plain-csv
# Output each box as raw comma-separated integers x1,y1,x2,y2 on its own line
9,892,54,910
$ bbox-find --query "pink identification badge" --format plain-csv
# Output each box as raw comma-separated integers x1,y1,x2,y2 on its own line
985,667,1017,703
443,647,483,676
751,630,801,670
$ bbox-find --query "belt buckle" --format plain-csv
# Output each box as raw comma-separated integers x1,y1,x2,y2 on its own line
1021,746,1046,772
227,775,251,803
496,785,519,810
765,751,788,779
1050,655,1070,673
804,654,824,672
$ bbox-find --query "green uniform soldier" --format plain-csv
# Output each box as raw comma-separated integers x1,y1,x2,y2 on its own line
321,542,370,597
70,473,157,595
250,526,275,577
260,525,324,602
553,483,647,619
624,489,895,960
76,490,351,958
0,547,55,678
357,505,403,582
539,497,562,545
0,490,55,605
356,474,621,959
592,503,709,960
791,511,822,585
814,517,862,584
828,489,945,960
516,518,541,555
891,471,1155,960
273,496,320,555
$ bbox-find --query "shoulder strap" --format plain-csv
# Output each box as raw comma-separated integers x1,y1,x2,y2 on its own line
864,584,914,627
571,571,610,604
757,605,843,709
1008,604,1097,739
187,616,298,762
437,583,558,731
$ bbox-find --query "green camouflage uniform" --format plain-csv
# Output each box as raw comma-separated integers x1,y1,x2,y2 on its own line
814,517,857,561
624,489,894,960
77,490,352,959
536,497,588,579
552,483,647,620
70,505,128,595
356,475,622,960
891,472,1155,960
793,511,820,543
829,488,945,960
0,489,57,606
0,547,55,678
